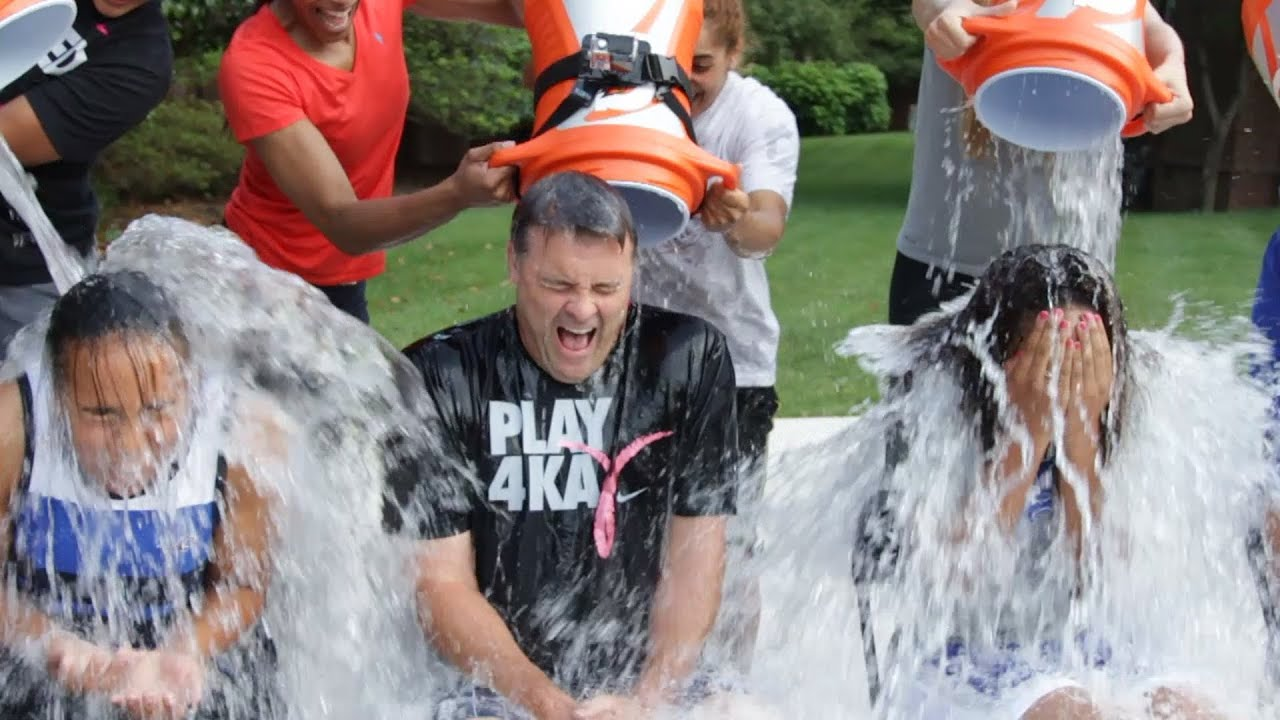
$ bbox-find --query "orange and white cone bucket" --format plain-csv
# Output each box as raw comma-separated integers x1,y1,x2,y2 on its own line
0,0,76,91
489,0,741,248
1244,0,1280,109
938,0,1173,153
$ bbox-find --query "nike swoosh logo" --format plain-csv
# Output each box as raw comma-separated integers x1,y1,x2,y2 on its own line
584,100,659,123
616,489,648,504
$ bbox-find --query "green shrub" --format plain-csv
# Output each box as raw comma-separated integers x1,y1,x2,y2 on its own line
403,17,533,139
94,98,242,205
842,63,892,135
750,60,890,136
170,48,225,101
164,0,253,57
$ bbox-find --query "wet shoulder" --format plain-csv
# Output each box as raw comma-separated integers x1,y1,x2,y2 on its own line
0,380,26,501
224,7,294,64
401,309,513,383
633,305,730,367
735,73,796,123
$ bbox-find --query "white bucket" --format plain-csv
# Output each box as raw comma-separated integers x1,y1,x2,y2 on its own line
973,66,1128,153
0,0,77,91
491,0,741,249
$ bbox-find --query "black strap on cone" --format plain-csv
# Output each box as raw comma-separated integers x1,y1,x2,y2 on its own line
531,32,697,143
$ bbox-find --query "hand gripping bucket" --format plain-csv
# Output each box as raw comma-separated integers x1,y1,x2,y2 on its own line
0,0,76,90
1244,0,1280,110
938,0,1173,153
489,0,741,248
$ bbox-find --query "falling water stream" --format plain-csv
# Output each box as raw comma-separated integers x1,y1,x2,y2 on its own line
0,90,1278,720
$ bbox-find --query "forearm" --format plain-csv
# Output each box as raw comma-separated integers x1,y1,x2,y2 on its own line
983,436,1049,535
1061,433,1103,527
633,530,724,704
410,0,522,26
167,586,266,660
0,591,64,652
912,0,958,31
420,582,571,718
323,178,469,255
1143,5,1185,70
723,209,785,257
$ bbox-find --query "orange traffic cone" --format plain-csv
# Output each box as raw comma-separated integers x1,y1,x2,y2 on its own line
1244,0,1280,109
0,0,76,91
938,0,1172,153
489,0,741,248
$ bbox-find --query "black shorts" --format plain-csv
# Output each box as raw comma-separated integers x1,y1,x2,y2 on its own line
887,251,977,326
729,386,779,555
314,280,370,324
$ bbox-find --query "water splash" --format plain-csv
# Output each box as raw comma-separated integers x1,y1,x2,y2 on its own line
0,214,458,719
937,108,1126,275
742,298,1280,717
0,136,88,292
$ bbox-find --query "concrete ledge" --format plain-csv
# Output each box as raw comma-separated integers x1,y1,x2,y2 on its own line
756,415,875,715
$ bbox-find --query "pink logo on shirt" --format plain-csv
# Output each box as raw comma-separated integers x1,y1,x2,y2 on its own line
560,431,673,559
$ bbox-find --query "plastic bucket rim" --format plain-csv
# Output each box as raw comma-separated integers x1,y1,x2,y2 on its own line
972,64,1128,152
0,0,77,88
608,180,691,249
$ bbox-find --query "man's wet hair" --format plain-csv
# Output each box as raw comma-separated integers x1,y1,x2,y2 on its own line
47,270,190,382
510,171,635,254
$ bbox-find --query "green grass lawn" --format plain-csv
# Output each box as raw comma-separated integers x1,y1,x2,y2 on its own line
367,132,1280,417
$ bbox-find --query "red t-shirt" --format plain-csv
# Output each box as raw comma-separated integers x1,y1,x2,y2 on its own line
218,0,411,286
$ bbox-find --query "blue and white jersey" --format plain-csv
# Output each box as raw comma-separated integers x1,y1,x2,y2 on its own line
932,450,1110,699
8,363,227,646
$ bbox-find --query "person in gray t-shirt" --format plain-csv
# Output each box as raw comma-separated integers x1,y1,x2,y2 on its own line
889,0,1194,326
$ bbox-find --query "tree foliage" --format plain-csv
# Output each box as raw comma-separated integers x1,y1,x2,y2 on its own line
163,0,254,57
744,0,922,96
402,17,533,139
750,61,889,136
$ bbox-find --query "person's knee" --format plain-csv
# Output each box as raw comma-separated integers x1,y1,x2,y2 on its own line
1146,686,1224,720
1021,686,1103,720
687,691,781,720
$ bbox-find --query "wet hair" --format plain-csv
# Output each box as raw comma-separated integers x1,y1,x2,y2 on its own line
907,244,1133,464
509,171,635,255
47,271,190,384
703,0,747,53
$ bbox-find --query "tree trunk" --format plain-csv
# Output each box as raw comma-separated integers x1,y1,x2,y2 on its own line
1198,50,1256,212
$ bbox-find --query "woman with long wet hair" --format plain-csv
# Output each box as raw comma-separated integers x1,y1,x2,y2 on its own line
852,244,1237,720
0,271,279,720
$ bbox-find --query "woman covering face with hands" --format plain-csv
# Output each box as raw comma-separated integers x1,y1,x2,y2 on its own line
851,244,1239,720
998,303,1116,538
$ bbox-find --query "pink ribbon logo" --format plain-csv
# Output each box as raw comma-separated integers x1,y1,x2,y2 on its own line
560,431,673,559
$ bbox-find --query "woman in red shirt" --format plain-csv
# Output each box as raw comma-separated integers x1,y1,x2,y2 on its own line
219,0,520,322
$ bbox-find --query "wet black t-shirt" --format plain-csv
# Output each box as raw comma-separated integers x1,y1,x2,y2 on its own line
385,305,739,692
0,0,173,286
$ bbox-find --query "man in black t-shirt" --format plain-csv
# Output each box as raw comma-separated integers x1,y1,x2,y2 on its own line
0,0,173,360
384,172,745,720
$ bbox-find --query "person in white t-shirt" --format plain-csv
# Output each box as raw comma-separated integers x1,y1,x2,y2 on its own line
633,0,800,676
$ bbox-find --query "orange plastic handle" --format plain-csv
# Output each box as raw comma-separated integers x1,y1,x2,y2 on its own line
935,15,1013,78
693,154,740,191
1122,64,1175,138
488,143,530,169
959,14,1013,39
